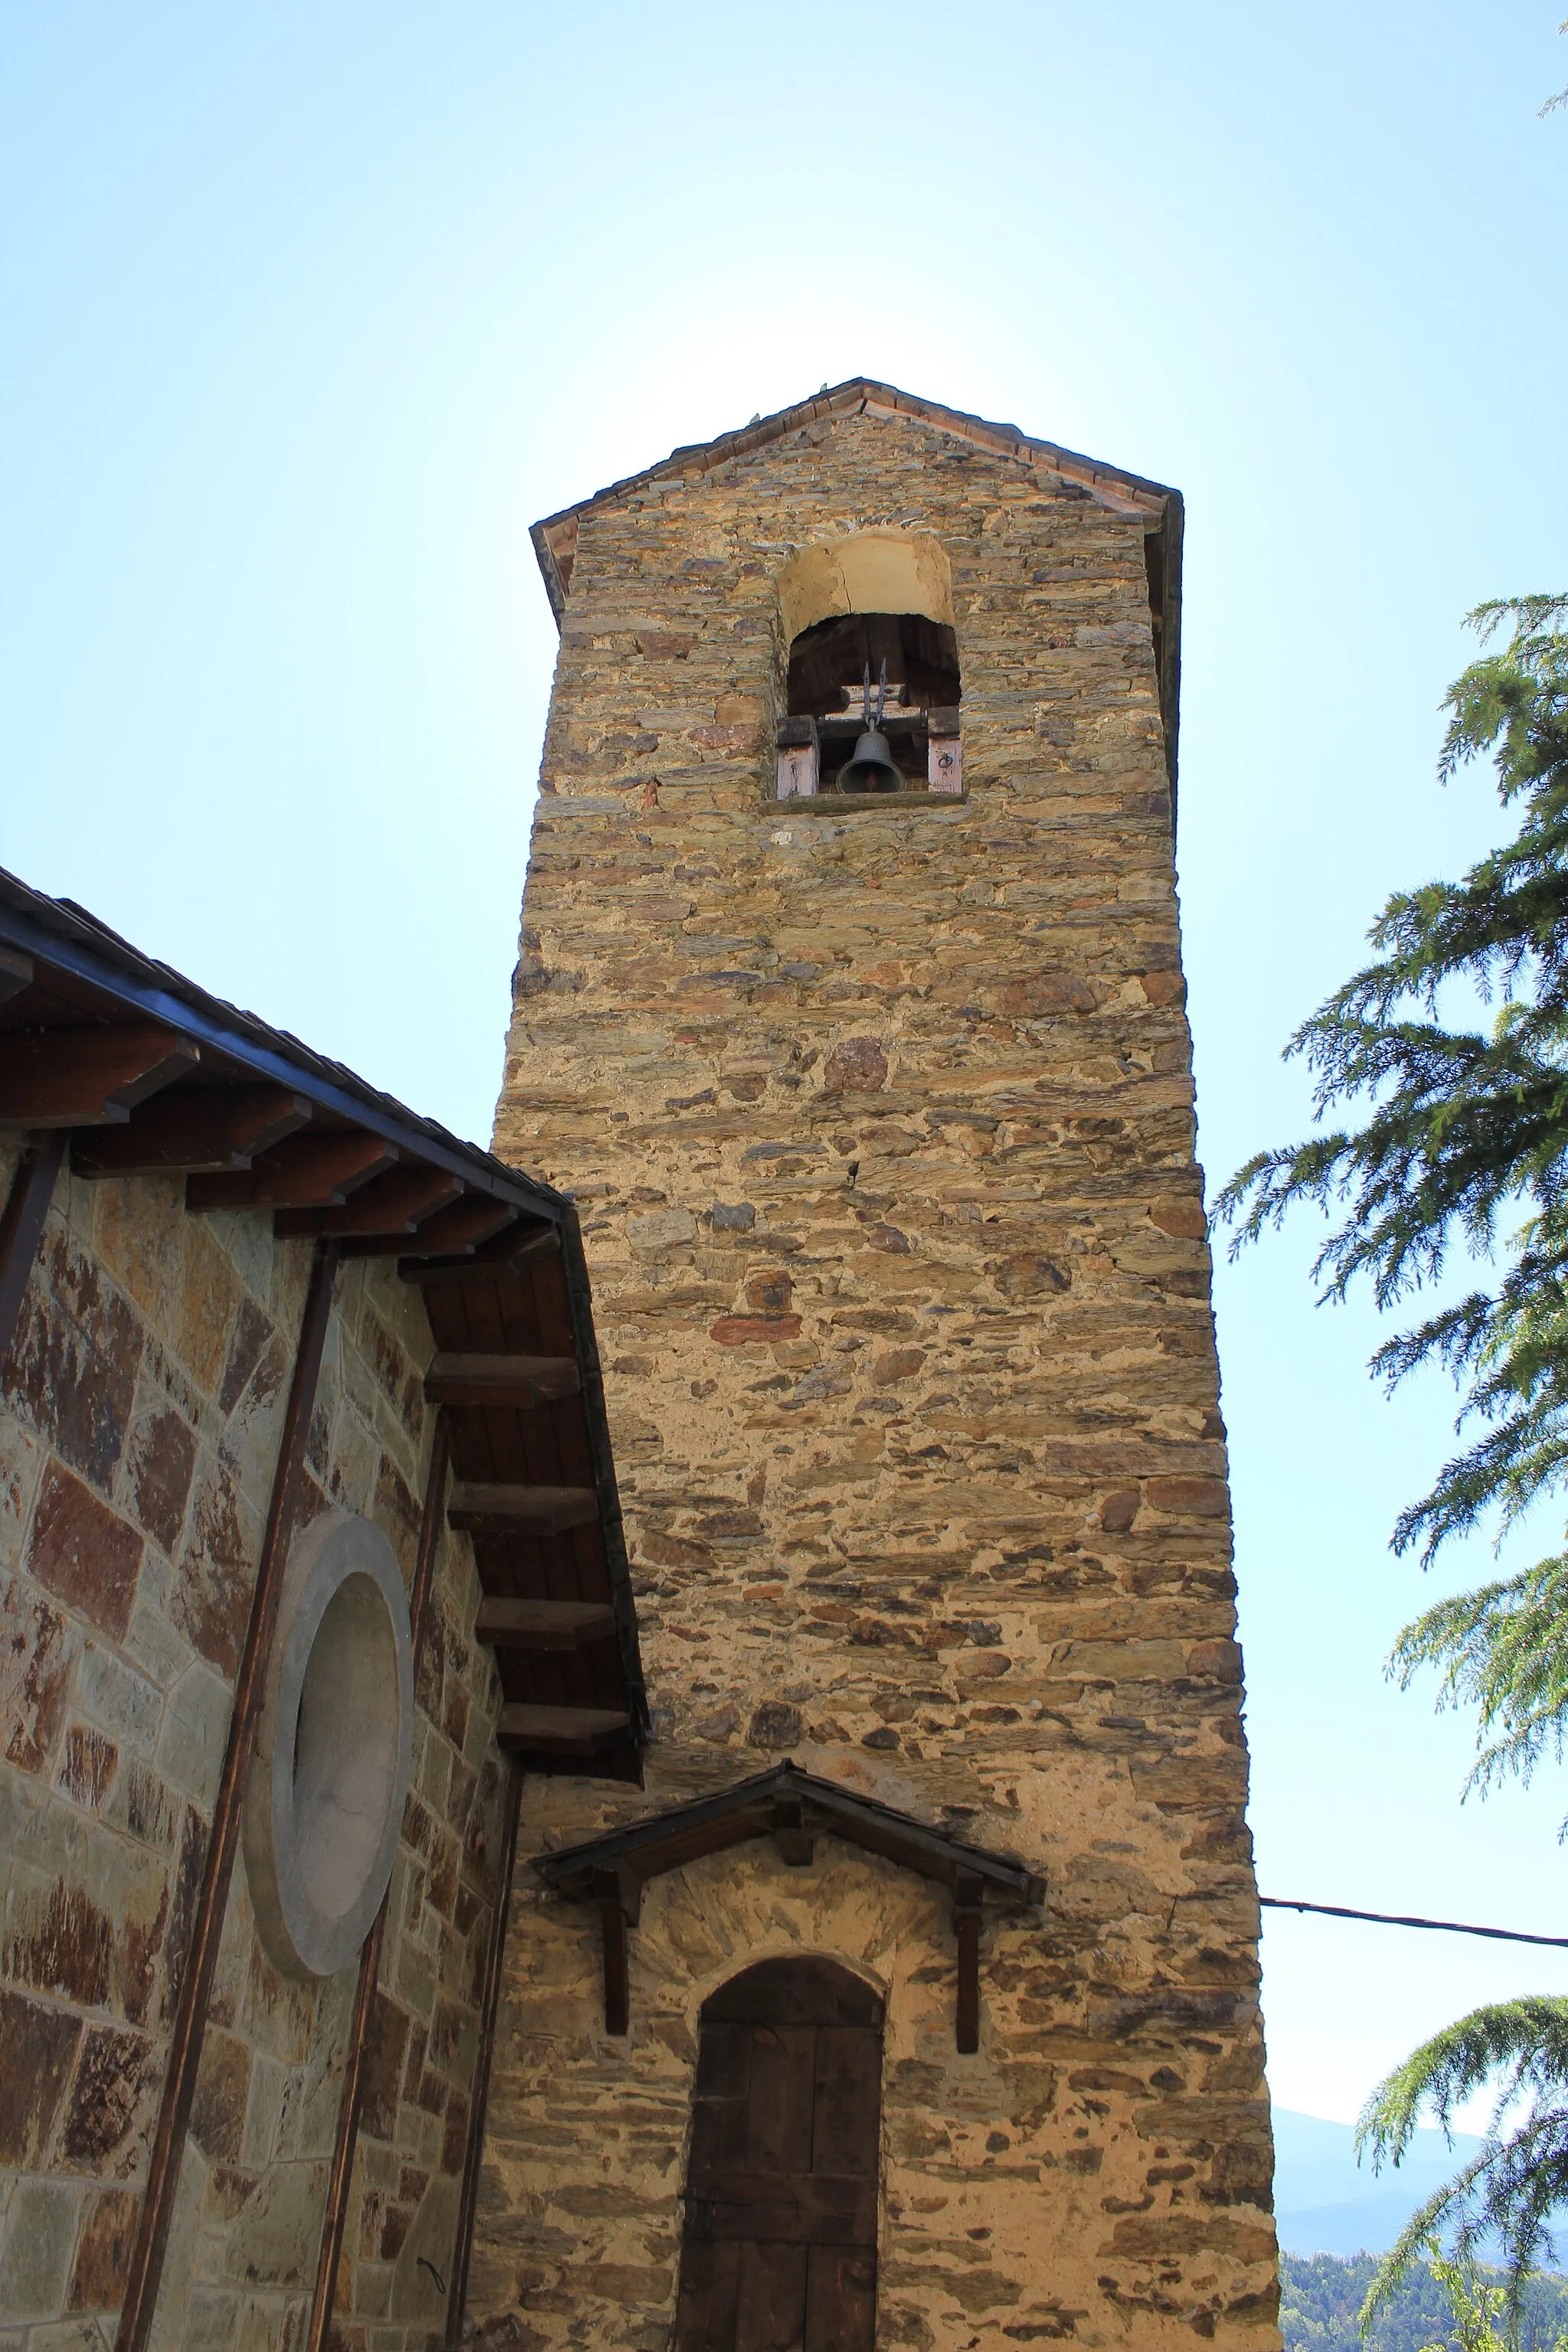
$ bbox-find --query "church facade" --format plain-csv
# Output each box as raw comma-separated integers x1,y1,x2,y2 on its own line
478,383,1278,2352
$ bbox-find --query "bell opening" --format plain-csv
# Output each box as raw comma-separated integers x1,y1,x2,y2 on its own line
786,611,961,795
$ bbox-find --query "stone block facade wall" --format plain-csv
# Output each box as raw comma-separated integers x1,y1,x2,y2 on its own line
0,1138,511,2352
482,402,1277,2352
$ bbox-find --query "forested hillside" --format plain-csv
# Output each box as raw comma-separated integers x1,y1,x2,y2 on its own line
1281,2254,1568,2352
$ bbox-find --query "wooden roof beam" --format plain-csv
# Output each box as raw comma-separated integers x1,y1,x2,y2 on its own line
341,1198,520,1262
188,1132,397,1212
498,1703,632,1756
448,1482,599,1538
71,1085,312,1177
399,1220,560,1282
275,1167,464,1240
0,1021,201,1127
424,1352,581,1409
475,1598,616,1651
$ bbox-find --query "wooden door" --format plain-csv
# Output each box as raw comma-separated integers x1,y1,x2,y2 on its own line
674,1958,884,2352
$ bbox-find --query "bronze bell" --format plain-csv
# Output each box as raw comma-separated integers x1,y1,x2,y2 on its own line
839,726,903,793
838,658,904,793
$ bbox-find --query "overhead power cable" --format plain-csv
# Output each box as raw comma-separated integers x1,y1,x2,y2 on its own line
1260,1896,1568,1951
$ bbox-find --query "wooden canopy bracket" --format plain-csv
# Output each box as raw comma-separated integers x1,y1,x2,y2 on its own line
770,1795,815,1869
592,1864,642,2036
953,1873,985,2055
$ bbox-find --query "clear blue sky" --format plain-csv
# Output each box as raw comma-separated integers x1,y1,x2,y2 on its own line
5,2,1566,2132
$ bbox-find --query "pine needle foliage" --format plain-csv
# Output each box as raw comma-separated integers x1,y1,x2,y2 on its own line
1217,597,1568,1778
1220,601,1568,2309
1357,2002,1568,2320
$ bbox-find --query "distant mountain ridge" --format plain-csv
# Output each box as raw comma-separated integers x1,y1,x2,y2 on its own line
1273,2108,1488,2259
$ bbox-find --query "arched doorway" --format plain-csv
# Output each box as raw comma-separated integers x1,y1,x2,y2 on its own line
674,1957,884,2352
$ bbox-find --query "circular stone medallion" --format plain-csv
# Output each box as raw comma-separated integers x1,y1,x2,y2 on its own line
243,1507,414,1979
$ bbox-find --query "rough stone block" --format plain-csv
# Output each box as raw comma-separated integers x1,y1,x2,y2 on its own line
0,1571,79,1775
4,1228,143,1492
156,1661,233,1812
25,1462,143,1645
57,2021,159,2174
121,1404,198,1557
0,1986,81,2167
66,2187,139,2312
0,2177,80,2322
173,1452,260,1681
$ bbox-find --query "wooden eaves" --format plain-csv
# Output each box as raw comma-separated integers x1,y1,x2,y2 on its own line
0,864,648,1783
528,374,1184,805
533,1760,1045,2049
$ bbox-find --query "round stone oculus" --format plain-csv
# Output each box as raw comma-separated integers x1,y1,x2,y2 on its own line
243,1506,414,1980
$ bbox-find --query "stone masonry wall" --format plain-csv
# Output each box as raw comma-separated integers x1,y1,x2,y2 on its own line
0,1139,510,2352
482,403,1278,2352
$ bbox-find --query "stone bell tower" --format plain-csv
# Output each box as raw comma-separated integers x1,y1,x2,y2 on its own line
478,382,1278,2352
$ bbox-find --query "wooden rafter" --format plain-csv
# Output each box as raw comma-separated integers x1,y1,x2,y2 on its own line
399,1221,560,1284
70,1085,312,1176
275,1166,465,1239
424,1352,581,1409
475,1598,616,1651
448,1481,599,1538
498,1703,632,1755
188,1132,397,1211
337,1200,521,1262
0,1021,200,1127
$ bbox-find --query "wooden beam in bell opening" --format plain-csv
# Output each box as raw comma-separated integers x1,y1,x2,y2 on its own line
475,1598,616,1651
498,1704,632,1757
423,1353,581,1410
71,1086,312,1176
188,1132,397,1212
274,1168,464,1240
447,1482,599,1539
0,1022,201,1128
